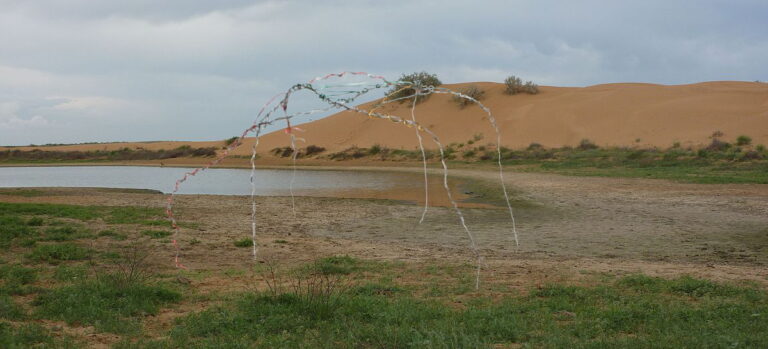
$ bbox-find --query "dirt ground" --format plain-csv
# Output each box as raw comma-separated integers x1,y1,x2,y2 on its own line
4,166,767,289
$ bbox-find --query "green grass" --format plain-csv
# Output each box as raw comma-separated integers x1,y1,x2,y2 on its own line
495,146,768,184
233,237,253,247
27,243,90,263
0,295,25,320
52,265,88,282
97,229,128,241
0,202,165,224
34,275,181,334
0,264,38,296
141,230,172,239
0,322,79,348
41,225,92,241
0,189,47,197
123,274,768,348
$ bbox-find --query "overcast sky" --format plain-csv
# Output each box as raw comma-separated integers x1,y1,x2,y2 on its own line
1,0,766,146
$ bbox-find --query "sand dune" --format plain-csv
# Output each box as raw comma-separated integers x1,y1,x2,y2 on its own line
242,81,768,155
5,81,767,155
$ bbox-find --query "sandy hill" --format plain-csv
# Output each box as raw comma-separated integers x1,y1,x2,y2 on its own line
239,81,768,155
5,81,767,156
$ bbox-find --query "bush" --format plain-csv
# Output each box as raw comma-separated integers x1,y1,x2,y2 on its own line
505,75,540,95
234,238,253,247
578,139,599,150
452,85,486,108
386,72,442,103
706,138,731,151
304,145,325,156
736,135,752,146
224,136,239,147
523,81,539,94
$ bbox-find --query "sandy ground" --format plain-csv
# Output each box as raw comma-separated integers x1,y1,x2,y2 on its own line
4,166,767,288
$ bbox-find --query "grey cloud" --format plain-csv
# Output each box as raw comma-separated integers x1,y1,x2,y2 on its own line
0,0,766,145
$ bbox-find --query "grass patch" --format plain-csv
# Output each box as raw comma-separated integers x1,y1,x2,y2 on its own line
0,322,78,348
0,202,165,224
497,146,768,184
141,230,172,239
41,225,92,241
28,243,90,263
0,295,25,320
97,229,127,241
233,237,253,247
53,265,88,282
136,271,768,348
34,275,181,334
0,189,47,197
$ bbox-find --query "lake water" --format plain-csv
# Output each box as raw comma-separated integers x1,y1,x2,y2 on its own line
0,166,421,196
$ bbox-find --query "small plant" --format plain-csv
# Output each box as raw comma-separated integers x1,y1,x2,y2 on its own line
736,135,752,146
578,139,599,150
234,238,253,247
527,142,543,150
523,81,539,94
368,144,382,155
386,71,442,103
706,138,731,151
223,136,238,147
452,85,485,108
304,145,325,156
189,238,202,245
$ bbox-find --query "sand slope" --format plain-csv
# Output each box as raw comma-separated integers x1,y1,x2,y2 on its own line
243,81,768,155
5,81,767,155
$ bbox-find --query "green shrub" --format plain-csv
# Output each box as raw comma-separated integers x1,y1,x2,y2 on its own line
736,135,752,146
234,238,253,247
386,71,441,103
223,136,239,147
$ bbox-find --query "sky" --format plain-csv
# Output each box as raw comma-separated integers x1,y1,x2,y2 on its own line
1,0,766,146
